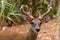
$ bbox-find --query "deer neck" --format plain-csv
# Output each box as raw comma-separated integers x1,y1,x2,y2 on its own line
26,27,38,40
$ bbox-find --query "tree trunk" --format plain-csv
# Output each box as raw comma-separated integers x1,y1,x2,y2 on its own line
57,0,60,40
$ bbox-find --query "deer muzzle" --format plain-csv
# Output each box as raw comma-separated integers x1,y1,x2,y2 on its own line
35,24,40,32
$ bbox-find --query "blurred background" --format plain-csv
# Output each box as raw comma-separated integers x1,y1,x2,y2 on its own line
0,0,59,27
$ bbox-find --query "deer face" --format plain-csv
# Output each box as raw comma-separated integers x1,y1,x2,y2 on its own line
30,18,41,33
20,6,52,33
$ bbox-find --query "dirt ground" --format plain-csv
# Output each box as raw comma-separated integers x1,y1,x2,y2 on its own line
0,18,58,40
37,19,58,40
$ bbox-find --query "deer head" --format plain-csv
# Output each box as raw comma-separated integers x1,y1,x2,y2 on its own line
20,5,52,33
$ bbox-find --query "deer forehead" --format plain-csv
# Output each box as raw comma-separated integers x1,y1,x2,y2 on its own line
32,18,41,23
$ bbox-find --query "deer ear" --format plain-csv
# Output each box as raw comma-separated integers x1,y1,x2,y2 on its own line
42,15,50,23
23,15,31,22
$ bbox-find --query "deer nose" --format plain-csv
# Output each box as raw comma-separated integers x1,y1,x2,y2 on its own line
36,29,40,32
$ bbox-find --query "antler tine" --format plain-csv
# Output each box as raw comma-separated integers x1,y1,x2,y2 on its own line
39,5,52,20
37,10,42,18
20,6,34,20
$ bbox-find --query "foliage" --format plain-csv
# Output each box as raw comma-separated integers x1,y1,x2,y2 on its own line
0,0,57,26
0,0,23,26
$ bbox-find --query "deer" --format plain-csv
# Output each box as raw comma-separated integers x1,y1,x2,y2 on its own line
20,5,52,40
0,5,52,40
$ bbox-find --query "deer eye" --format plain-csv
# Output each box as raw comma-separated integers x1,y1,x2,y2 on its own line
40,23,42,25
30,22,34,24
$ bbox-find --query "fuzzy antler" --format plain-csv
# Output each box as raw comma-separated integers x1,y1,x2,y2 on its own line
39,5,52,20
